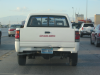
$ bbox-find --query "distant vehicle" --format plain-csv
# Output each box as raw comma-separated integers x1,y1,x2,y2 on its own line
0,29,2,45
8,24,23,37
78,19,92,23
79,23,95,37
90,24,100,47
72,23,81,29
15,13,80,66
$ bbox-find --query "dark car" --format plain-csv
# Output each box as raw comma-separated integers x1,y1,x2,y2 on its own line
90,24,100,47
72,23,81,29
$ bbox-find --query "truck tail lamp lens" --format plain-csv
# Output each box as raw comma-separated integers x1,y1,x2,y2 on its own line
75,31,80,42
82,27,83,30
99,33,100,37
15,30,20,39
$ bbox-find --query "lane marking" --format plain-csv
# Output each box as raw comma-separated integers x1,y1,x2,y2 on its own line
0,50,15,61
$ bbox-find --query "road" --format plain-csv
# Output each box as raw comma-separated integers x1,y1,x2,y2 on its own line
0,35,100,75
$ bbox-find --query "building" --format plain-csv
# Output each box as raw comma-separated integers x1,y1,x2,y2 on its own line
75,14,84,23
94,14,100,26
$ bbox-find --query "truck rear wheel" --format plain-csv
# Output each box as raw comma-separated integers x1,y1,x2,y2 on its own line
95,38,100,47
18,55,26,65
0,36,1,45
69,53,78,66
8,34,11,37
90,36,94,44
80,34,83,37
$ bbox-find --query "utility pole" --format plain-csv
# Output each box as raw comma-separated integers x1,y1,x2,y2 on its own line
86,0,88,23
72,7,74,22
9,16,10,27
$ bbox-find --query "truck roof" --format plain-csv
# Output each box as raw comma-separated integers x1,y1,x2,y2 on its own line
28,13,68,16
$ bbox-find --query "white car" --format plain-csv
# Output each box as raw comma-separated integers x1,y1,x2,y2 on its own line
15,13,80,66
79,23,95,37
8,24,23,37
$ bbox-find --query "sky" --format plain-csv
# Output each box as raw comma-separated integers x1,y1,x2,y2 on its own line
0,0,100,24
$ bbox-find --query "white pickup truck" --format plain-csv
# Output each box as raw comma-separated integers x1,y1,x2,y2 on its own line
15,13,80,66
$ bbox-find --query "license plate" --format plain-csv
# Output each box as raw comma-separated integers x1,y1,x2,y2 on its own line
41,48,53,54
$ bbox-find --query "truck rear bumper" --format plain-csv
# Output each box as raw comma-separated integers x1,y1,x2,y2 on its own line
17,47,77,53
81,31,91,35
15,41,79,53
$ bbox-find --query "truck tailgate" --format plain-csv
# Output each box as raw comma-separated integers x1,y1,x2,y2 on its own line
20,28,75,47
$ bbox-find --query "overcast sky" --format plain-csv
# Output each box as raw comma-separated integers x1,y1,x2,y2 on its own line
0,0,99,18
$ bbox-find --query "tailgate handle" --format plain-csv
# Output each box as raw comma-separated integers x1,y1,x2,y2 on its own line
45,31,50,34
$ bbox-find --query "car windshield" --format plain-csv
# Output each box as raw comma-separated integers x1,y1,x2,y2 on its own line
27,16,69,27
83,24,94,27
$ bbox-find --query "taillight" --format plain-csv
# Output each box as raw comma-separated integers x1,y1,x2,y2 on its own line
82,27,83,30
9,29,15,31
15,30,20,39
75,31,80,42
99,33,100,37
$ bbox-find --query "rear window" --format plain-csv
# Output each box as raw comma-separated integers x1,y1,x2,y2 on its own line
10,25,22,28
83,24,94,27
27,16,69,27
72,23,81,29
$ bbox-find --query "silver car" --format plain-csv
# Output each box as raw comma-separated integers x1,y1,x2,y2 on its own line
8,24,23,37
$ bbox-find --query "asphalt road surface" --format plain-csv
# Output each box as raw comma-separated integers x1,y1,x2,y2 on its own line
0,35,100,75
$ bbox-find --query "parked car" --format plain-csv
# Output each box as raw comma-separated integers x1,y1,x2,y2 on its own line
79,23,95,37
0,29,2,45
72,23,81,29
15,13,80,66
90,24,100,47
8,24,23,37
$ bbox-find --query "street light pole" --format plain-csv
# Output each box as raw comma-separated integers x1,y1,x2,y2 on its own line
9,16,10,27
86,0,88,23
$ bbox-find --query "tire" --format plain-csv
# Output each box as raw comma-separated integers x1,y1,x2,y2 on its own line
80,34,83,37
0,36,1,45
69,53,78,66
0,32,1,45
94,38,100,47
18,55,26,65
8,34,11,37
90,36,94,44
12,35,15,37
